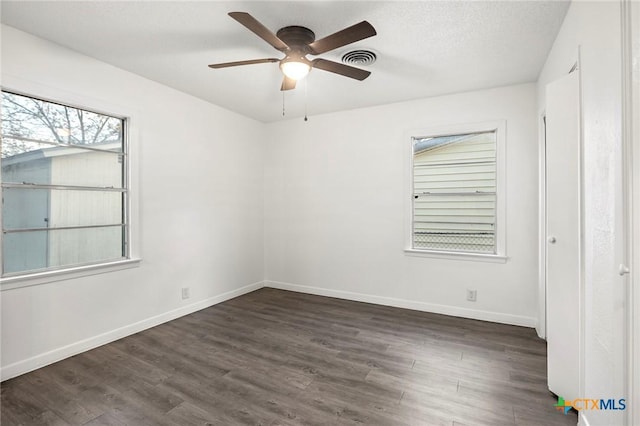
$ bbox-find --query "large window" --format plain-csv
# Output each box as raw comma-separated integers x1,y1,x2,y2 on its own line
1,90,128,277
409,122,505,257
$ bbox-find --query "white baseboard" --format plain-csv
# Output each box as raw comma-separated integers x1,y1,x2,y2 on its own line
535,324,546,340
578,411,590,426
265,280,537,328
0,280,264,381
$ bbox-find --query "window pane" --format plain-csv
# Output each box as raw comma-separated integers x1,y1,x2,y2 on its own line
413,232,496,253
3,188,123,230
1,91,123,152
2,138,51,158
412,131,497,254
3,227,125,275
1,90,129,277
413,132,495,166
2,140,123,188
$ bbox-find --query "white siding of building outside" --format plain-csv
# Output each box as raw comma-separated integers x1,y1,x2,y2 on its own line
413,132,497,253
1,156,50,272
48,149,124,268
2,143,124,274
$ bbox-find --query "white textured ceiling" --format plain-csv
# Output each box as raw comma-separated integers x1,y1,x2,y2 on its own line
1,1,569,123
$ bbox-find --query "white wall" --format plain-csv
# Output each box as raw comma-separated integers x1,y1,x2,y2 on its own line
0,25,265,379
264,83,539,327
538,1,627,425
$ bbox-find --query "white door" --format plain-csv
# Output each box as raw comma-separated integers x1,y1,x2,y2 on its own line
545,70,581,401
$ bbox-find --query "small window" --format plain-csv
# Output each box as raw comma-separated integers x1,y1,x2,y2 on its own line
410,126,502,255
1,91,128,276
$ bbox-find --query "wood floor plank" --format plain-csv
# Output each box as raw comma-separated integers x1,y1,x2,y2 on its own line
1,382,69,426
18,372,102,425
365,367,459,397
81,412,126,426
400,390,512,426
165,401,219,425
1,288,578,425
122,380,184,415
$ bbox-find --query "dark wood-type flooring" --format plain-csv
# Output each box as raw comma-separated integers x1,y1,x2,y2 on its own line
1,288,578,425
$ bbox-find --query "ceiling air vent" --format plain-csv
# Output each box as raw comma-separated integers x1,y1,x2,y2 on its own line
341,49,377,66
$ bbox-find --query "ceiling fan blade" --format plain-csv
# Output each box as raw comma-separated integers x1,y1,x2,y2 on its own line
311,59,371,81
208,58,279,69
281,76,297,91
228,12,289,51
308,21,376,55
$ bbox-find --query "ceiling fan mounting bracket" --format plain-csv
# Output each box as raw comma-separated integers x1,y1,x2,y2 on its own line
276,26,316,52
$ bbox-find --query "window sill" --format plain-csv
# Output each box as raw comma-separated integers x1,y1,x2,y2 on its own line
0,258,142,291
404,249,508,263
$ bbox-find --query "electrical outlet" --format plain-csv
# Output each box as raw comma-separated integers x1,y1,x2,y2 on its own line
181,287,190,300
466,289,477,302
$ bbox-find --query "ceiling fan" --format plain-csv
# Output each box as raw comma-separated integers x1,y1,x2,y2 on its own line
208,12,377,91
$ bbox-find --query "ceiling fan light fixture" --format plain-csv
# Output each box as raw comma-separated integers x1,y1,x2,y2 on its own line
280,60,311,80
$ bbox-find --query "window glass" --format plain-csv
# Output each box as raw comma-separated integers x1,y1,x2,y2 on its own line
1,90,127,276
412,131,497,254
2,145,124,188
1,92,122,151
3,227,125,275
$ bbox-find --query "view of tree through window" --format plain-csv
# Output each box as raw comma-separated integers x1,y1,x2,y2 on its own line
2,91,123,156
1,91,128,276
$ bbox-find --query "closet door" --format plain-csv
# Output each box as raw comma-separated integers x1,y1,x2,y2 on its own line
545,69,581,401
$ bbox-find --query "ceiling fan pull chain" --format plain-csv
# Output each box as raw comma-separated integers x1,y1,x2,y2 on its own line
282,91,285,117
304,78,308,122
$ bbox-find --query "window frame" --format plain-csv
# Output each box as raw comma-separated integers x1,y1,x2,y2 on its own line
404,120,508,262
0,79,140,290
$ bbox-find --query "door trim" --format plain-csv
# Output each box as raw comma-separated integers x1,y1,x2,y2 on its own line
537,111,546,339
622,0,639,423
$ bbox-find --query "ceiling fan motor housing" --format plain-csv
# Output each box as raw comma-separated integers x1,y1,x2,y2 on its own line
276,26,316,52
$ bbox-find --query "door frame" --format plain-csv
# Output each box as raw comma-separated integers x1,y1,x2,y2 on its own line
537,111,546,339
623,0,639,423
